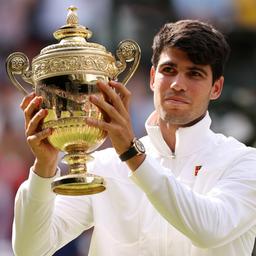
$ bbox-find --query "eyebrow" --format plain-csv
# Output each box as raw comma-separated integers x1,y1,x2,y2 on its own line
188,66,208,76
159,61,208,76
158,61,176,68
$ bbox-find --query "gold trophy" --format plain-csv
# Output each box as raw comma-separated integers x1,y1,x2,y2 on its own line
6,6,141,196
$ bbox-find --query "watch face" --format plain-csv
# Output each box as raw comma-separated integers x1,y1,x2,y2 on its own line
134,139,145,153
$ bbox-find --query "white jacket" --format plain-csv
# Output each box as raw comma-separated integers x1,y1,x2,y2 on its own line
13,112,256,256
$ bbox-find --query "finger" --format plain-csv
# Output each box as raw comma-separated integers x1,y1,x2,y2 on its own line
85,117,134,153
109,80,131,109
26,109,48,137
23,96,43,129
20,92,36,110
27,128,53,147
96,81,130,112
85,116,113,132
89,94,127,123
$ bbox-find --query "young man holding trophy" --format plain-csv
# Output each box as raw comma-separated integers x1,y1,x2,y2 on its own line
12,19,256,256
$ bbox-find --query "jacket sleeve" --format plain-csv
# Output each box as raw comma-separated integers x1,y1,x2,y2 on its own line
131,153,256,248
12,168,93,256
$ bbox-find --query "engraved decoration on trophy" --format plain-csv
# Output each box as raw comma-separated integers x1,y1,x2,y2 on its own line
6,6,141,196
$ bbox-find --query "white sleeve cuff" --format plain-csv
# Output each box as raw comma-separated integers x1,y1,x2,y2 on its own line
27,167,61,201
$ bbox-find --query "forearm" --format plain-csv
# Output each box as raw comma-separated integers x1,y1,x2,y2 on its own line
33,158,58,178
12,169,57,256
131,156,256,248
126,154,146,172
13,167,94,255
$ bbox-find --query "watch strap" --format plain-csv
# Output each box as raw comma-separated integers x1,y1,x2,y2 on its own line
119,138,145,162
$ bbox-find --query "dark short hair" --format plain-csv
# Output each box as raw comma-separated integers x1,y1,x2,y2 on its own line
151,20,231,82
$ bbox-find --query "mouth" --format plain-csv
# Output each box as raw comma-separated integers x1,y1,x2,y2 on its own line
164,96,190,105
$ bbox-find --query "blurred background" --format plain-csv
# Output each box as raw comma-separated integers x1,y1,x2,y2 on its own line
1,0,256,255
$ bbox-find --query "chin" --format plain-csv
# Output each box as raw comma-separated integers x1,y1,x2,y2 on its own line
163,114,188,124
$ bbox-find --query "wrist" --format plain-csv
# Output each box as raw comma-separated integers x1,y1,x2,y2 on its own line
33,159,58,178
126,153,146,172
119,137,145,162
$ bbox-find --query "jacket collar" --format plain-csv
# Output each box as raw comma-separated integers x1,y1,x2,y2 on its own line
145,111,212,158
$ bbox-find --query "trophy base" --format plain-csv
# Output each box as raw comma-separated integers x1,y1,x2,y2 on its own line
51,173,106,196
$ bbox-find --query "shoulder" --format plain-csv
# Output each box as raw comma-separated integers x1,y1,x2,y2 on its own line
212,132,255,155
210,132,256,174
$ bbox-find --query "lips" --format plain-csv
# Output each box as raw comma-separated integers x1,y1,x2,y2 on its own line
164,95,190,104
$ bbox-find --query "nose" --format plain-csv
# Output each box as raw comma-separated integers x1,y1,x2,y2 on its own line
170,74,187,91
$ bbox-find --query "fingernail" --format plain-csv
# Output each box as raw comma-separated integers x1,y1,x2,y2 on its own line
39,109,46,116
85,117,95,125
49,128,54,134
110,80,118,85
34,98,41,107
42,128,52,135
90,95,99,102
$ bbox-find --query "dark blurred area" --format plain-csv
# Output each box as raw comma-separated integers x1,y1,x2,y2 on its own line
1,0,256,255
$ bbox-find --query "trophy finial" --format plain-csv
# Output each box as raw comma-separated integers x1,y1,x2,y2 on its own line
67,6,79,26
53,6,92,40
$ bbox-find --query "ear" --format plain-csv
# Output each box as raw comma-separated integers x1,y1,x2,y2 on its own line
210,76,224,100
150,66,156,92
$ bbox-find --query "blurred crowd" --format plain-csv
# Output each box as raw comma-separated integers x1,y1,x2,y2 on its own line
1,0,256,255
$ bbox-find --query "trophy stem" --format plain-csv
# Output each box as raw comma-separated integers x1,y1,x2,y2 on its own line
62,151,93,175
51,151,105,196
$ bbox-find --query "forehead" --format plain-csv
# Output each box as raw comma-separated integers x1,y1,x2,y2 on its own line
157,47,212,73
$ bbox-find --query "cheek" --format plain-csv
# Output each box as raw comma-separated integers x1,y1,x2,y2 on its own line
153,88,160,105
153,87,162,109
187,84,211,109
154,73,170,84
190,82,212,98
191,88,212,110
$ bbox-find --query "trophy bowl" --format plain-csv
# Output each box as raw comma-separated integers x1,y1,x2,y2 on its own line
6,6,141,196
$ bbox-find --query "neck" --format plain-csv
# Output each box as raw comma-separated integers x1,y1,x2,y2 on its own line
158,113,207,152
159,121,177,152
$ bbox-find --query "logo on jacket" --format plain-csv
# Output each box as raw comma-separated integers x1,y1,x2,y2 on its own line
194,165,202,176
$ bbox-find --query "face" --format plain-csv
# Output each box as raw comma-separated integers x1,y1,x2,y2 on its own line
150,47,223,127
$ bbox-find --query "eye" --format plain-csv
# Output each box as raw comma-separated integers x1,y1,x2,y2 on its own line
162,66,176,74
188,70,203,78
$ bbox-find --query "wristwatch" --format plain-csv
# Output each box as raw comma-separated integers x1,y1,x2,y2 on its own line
119,137,145,161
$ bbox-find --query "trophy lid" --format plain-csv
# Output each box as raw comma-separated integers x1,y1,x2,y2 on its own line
40,6,106,54
31,6,119,82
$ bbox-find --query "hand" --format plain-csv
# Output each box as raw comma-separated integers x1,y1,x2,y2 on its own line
86,80,135,155
20,93,59,177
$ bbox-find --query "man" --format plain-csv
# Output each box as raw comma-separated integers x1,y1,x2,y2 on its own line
13,20,256,256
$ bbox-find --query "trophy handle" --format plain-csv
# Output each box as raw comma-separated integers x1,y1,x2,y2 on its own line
6,52,34,95
115,40,141,86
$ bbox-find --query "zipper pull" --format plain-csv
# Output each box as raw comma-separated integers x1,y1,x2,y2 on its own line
170,153,176,159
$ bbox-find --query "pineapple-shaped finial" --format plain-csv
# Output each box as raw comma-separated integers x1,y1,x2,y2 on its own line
67,6,79,26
